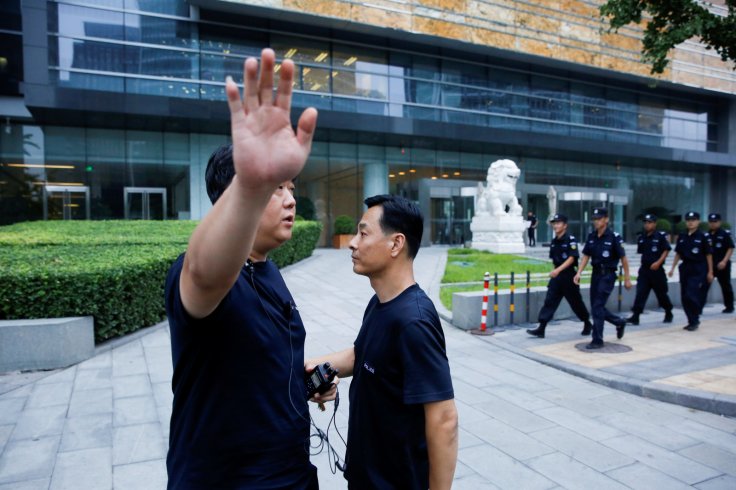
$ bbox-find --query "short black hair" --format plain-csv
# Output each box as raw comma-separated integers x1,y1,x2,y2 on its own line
364,194,423,259
205,144,235,204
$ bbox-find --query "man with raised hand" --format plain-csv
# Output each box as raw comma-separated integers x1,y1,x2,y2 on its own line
164,48,330,489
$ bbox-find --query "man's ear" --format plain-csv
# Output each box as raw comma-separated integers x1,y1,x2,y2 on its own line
390,233,406,258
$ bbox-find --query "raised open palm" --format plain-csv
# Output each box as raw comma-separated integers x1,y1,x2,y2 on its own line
226,48,317,191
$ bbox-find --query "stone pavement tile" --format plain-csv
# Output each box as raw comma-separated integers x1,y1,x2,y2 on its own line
141,328,170,348
525,452,629,490
601,434,723,484
113,459,167,490
458,427,484,450
449,364,503,389
535,388,627,419
451,379,498,405
454,400,492,425
73,368,112,391
112,374,152,400
113,396,158,427
0,385,32,400
471,417,556,461
49,447,112,490
10,405,67,441
157,405,172,439
534,406,624,441
657,364,736,396
670,419,736,454
473,393,558,434
36,369,75,386
605,348,736,384
67,387,112,418
112,356,148,378
0,436,59,484
112,423,165,466
151,382,173,408
595,411,700,451
0,426,11,456
678,442,736,477
604,462,693,490
25,382,73,409
485,384,557,411
145,359,172,384
529,426,634,472
695,474,736,490
458,444,555,490
60,413,112,452
0,479,50,490
112,340,143,358
451,473,501,489
76,351,111,371
0,399,25,425
453,460,475,480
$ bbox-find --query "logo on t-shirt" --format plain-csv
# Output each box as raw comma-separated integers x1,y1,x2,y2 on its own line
363,362,375,374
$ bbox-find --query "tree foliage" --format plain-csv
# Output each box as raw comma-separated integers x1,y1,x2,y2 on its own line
600,0,736,74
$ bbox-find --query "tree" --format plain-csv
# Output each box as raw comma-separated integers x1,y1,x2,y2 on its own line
600,0,736,74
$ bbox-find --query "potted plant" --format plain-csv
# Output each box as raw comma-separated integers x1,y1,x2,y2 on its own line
332,215,355,249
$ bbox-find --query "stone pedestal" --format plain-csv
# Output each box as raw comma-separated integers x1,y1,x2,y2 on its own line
470,215,526,253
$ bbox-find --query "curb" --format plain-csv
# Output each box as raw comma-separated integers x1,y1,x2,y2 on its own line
479,334,736,418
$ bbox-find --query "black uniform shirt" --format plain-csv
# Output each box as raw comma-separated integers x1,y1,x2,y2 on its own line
637,230,671,267
709,228,734,263
549,232,580,268
675,231,712,264
582,227,626,269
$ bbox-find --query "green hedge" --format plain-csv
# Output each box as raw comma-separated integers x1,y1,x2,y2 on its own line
0,220,322,342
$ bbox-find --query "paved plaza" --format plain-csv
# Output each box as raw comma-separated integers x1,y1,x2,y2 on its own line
1,246,735,489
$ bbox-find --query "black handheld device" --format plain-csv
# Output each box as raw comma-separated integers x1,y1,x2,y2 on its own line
305,362,338,400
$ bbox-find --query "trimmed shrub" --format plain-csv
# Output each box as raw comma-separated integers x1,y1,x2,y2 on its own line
655,218,671,233
0,220,322,342
333,215,355,235
269,221,323,268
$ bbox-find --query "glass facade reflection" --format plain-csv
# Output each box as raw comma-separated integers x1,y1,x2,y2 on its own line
1,0,731,247
45,0,720,152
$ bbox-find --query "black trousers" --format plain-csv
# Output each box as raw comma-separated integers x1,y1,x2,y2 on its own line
679,262,708,325
590,270,621,344
704,261,733,310
632,265,673,314
528,227,536,246
538,270,590,324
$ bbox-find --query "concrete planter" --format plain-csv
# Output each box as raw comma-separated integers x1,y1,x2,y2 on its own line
332,234,352,249
0,316,95,372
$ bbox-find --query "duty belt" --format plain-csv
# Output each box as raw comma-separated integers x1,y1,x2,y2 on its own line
592,265,617,274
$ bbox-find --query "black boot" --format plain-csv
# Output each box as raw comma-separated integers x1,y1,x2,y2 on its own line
626,313,639,325
581,321,592,336
526,323,546,338
663,310,673,323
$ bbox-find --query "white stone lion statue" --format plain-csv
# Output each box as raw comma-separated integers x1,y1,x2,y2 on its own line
475,159,522,217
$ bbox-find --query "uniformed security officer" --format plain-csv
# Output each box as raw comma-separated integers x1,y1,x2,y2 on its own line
668,211,714,331
574,208,632,349
705,213,734,313
626,214,674,325
527,213,593,338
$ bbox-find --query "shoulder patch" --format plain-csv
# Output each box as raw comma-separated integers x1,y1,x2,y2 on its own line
659,231,667,235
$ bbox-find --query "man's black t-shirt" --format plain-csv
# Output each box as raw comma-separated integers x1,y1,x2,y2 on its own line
165,254,314,489
345,284,454,490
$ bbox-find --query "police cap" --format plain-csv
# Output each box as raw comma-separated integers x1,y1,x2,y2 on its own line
643,214,657,222
708,213,721,222
592,208,608,219
550,213,568,223
685,211,700,221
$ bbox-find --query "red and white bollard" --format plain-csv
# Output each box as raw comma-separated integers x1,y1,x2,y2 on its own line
470,272,494,336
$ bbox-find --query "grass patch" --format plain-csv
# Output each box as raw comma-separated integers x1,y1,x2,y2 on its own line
443,248,552,283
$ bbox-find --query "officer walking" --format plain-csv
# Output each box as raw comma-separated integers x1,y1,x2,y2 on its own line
626,214,674,325
668,211,714,331
527,213,593,338
574,208,632,349
705,213,734,313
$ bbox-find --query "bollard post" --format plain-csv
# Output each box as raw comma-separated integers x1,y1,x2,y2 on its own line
470,272,494,336
509,271,515,326
526,270,531,324
494,272,499,328
617,265,623,312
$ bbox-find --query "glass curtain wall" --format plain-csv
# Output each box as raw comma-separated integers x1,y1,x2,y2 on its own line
46,0,721,152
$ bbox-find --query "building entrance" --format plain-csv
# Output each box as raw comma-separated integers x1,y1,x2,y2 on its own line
557,190,629,240
43,185,90,220
123,187,167,220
